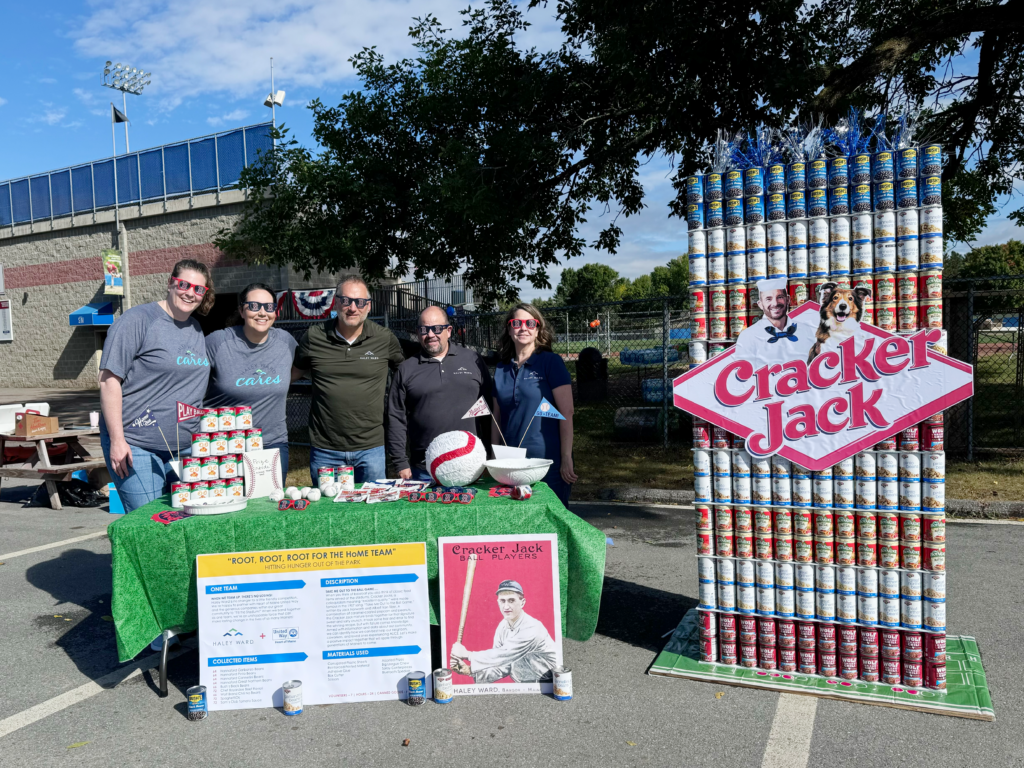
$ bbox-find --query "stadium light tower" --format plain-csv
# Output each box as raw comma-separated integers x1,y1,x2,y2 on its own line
263,58,285,129
102,61,152,153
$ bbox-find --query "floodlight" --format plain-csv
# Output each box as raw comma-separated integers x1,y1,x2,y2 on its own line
105,60,112,66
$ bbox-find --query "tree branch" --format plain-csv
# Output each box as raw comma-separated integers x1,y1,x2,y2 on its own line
811,0,1024,112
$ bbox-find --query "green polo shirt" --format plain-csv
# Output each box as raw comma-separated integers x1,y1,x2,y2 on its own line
294,319,406,451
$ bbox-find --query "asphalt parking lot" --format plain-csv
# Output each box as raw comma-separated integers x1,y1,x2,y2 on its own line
1,477,1022,767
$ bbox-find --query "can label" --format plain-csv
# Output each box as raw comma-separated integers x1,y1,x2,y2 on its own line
875,242,897,275
708,255,726,285
728,286,749,312
766,249,786,277
901,598,923,630
772,476,791,505
901,570,923,599
852,183,872,213
717,582,736,610
879,542,900,570
879,597,901,627
897,178,919,209
921,176,942,206
729,252,748,283
923,542,945,571
187,686,208,721
900,541,922,572
828,186,849,215
689,256,708,286
808,158,827,189
434,669,455,703
922,515,946,543
873,151,894,183
686,175,704,203
745,195,765,223
921,207,943,236
688,229,707,257
717,531,735,558
815,590,836,621
283,680,303,715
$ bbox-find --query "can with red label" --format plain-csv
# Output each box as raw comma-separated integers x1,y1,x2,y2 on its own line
817,651,838,678
171,482,190,509
835,509,856,538
900,540,922,569
902,659,924,687
813,509,834,537
189,481,209,503
691,314,708,342
925,633,947,664
735,507,754,533
875,302,897,332
695,503,714,532
838,653,858,680
693,419,711,448
713,504,732,531
924,661,946,690
191,433,211,458
208,479,227,500
835,539,856,566
797,648,817,675
856,538,878,567
881,628,901,652
219,455,238,479
923,541,945,571
200,457,220,481
233,405,253,429
717,531,736,558
838,625,858,654
770,507,791,536
878,511,899,540
878,541,900,570
919,269,942,300
881,657,902,685
778,647,797,672
182,456,202,482
712,426,731,449
758,645,778,670
216,407,235,431
788,279,809,308
728,311,748,338
856,510,876,538
859,655,880,682
921,423,944,451
922,514,945,543
738,643,757,668
710,285,728,312
699,636,718,663
794,535,814,563
814,537,835,565
728,285,749,312
897,300,919,333
793,509,813,537
229,430,247,453
860,626,880,655
753,507,772,533
709,312,728,340
758,617,777,644
696,530,715,556
899,511,922,541
736,532,754,559
739,615,757,640
775,536,794,562
874,273,896,303
897,273,918,302
245,428,263,452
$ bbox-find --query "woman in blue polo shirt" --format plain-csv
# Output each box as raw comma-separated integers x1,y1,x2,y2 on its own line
491,303,578,506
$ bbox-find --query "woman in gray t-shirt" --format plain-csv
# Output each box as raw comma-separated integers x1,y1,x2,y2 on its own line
205,283,298,479
98,258,214,513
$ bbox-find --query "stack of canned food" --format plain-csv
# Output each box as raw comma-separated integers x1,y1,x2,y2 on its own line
691,423,947,690
169,405,261,508
687,145,944,368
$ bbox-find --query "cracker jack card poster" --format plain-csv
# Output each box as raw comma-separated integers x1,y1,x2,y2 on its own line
439,535,562,695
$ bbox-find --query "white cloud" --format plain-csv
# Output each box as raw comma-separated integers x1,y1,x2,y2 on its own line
207,108,250,127
39,107,68,126
71,1,563,110
0,97,7,107
40,77,58,84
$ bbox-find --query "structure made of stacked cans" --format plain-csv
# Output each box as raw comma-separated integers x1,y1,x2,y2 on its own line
686,145,944,369
691,417,948,690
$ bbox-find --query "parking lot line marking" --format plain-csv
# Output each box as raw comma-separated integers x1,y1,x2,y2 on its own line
0,530,108,561
0,639,196,741
761,693,817,768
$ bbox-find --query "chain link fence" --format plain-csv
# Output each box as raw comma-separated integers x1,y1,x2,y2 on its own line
943,275,1024,459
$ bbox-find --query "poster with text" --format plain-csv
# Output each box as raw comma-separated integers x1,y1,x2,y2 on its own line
197,542,432,711
439,535,561,695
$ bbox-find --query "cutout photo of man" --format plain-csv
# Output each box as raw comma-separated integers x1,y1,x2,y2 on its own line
733,277,817,365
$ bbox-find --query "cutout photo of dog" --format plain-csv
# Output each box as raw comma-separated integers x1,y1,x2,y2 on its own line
807,282,872,364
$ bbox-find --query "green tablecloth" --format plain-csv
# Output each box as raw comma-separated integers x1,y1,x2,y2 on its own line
108,482,606,662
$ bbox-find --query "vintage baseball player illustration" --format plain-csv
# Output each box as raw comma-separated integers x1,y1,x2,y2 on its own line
439,535,562,695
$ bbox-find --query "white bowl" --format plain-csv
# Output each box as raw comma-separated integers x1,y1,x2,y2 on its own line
484,458,554,486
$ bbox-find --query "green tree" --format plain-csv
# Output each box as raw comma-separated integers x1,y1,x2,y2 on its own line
551,263,626,306
217,0,1023,301
951,240,1024,313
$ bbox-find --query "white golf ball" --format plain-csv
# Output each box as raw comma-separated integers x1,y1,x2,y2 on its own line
306,489,322,502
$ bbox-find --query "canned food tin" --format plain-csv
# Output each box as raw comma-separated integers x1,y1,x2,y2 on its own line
787,188,807,219
219,456,238,479
796,621,817,650
923,571,946,600
712,448,731,476
431,668,456,703
855,509,877,538
716,530,735,558
795,563,815,590
745,195,765,223
897,273,918,302
698,581,717,610
902,631,924,661
709,312,728,341
696,529,715,556
737,584,757,613
774,562,795,589
879,542,900,571
829,244,851,275
877,480,899,510
900,427,920,452
920,299,942,330
836,566,857,594
850,242,872,274
708,254,727,285
881,657,902,684
921,175,942,206
778,646,798,673
895,147,918,179
814,537,835,565
798,649,818,675
793,509,813,537
728,252,749,284
919,234,944,268
899,451,921,482
829,215,850,245
714,505,732,531
699,637,718,662
808,187,828,218
754,507,773,534
687,202,705,231
772,476,791,506
875,451,898,480
816,591,836,622
722,197,742,226
922,514,945,544
189,481,209,503
771,508,792,537
756,585,776,616
872,301,896,332
839,652,859,679
919,270,942,301
728,312,749,338
728,285,749,313
245,429,263,452
807,246,828,277
901,598,923,629
210,432,228,457
689,229,707,257
812,509,833,538
873,180,895,211
718,581,737,610
876,240,897,273
897,237,920,273
794,535,814,563
922,541,945,571
856,538,878,567
900,480,921,512
835,539,856,566
689,340,709,368
925,632,947,664
692,420,711,449
719,643,738,665
859,655,881,682
776,587,795,618
754,533,774,561
766,249,787,278
854,480,876,510
879,597,901,628
786,161,806,192
903,660,925,689
924,660,946,690
170,482,190,509
200,457,219,481
901,570,923,599
795,589,816,620
834,480,854,510
698,610,719,635
689,255,708,287
808,216,828,246
852,183,872,214
736,559,756,585
899,511,922,542
837,593,858,624
736,533,754,559
788,279,808,307
693,449,711,479
897,178,919,209
690,288,708,316
759,645,778,670
191,433,211,458
739,642,758,666
686,174,705,203
735,506,754,533
815,564,836,593
871,274,895,304
698,557,717,583
283,680,303,714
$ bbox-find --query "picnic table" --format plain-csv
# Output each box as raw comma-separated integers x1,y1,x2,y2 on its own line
0,427,105,508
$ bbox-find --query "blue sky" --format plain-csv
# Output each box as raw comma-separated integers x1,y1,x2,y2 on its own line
0,1,1018,299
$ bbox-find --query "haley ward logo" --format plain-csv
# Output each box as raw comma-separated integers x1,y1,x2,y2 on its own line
223,628,243,637
361,350,379,359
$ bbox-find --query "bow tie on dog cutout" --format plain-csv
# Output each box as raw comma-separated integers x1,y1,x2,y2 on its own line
765,324,799,343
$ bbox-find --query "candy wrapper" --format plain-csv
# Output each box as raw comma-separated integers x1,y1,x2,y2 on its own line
334,489,370,503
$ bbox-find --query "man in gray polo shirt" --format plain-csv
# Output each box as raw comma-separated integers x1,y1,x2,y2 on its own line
386,305,492,481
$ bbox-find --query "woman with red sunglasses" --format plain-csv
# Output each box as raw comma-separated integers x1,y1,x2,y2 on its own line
98,259,215,512
492,303,578,506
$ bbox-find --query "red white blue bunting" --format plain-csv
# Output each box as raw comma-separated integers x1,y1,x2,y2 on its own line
291,289,336,319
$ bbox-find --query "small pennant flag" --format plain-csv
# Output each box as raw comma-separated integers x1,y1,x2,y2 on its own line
126,408,159,429
534,398,565,420
111,104,129,124
177,401,207,422
461,397,492,419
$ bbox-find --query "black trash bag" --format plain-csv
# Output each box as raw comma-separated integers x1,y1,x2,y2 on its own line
34,478,104,508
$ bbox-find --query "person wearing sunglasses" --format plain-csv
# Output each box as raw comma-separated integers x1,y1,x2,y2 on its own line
293,275,405,485
386,305,493,481
203,283,299,476
98,259,215,512
492,303,578,506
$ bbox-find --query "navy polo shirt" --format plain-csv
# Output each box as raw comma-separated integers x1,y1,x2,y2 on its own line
493,350,572,464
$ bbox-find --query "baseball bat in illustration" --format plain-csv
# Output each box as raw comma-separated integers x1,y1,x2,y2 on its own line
456,554,478,643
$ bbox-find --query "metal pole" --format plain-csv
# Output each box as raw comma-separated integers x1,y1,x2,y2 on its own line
111,108,120,228
662,297,669,450
137,151,143,215
8,182,14,234
69,169,74,227
122,91,130,153
967,283,975,461
161,146,167,212
270,58,276,130
48,174,53,225
214,134,221,204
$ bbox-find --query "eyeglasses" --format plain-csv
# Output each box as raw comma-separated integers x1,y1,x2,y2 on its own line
242,301,277,313
508,318,539,329
169,278,208,297
339,296,371,309
417,324,450,336
277,499,310,511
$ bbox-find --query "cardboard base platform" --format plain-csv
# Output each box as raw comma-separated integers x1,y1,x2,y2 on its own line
649,610,994,721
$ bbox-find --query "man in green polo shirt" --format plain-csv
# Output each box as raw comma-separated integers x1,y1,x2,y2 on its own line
293,275,405,485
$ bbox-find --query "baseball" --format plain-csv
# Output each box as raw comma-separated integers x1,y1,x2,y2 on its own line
300,486,312,499
323,483,338,497
285,486,298,496
307,488,322,502
269,489,285,502
287,488,302,501
425,430,487,486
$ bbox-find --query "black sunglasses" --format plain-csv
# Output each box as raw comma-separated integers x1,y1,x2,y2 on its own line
417,324,451,336
339,296,371,309
242,301,277,313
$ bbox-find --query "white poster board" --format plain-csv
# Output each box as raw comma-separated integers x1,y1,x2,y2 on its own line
0,299,11,342
197,542,432,710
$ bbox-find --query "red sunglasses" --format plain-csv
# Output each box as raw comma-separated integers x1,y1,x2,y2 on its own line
169,277,208,297
508,318,539,329
278,499,309,511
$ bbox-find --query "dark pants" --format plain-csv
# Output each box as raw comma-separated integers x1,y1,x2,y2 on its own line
265,442,290,483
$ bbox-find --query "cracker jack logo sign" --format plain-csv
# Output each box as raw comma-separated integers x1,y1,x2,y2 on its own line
674,293,973,471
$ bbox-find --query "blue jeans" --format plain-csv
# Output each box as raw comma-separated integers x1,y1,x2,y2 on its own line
310,445,386,487
100,432,187,513
409,466,433,482
265,442,290,482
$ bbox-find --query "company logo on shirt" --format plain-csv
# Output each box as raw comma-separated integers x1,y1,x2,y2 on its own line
361,350,379,359
126,408,159,429
176,345,210,367
524,371,545,381
454,366,473,375
235,367,283,387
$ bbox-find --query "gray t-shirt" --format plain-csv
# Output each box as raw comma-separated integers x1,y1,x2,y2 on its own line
204,326,298,447
99,302,210,452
